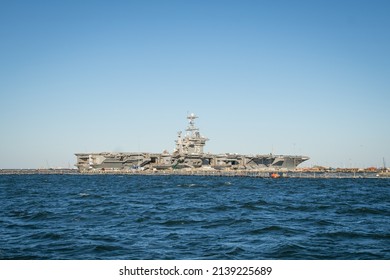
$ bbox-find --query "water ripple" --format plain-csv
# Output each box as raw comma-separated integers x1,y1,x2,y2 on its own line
0,175,389,259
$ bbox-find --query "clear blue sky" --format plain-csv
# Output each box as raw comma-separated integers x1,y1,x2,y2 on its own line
1,0,389,169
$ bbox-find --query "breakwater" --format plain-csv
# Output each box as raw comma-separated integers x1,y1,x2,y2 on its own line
0,169,78,175
1,168,388,178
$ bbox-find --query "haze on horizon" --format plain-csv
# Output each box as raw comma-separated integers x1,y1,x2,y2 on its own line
1,0,389,169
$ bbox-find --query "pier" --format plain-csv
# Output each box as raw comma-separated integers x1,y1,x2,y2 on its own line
1,168,388,178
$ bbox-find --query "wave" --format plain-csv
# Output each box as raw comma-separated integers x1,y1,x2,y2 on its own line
1,175,390,259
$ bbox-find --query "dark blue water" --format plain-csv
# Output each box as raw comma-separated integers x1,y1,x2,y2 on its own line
1,175,389,259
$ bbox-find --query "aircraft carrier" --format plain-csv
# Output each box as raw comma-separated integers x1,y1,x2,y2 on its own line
75,114,309,173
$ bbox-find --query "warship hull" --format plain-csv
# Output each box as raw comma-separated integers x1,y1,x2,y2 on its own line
75,152,309,172
75,114,309,172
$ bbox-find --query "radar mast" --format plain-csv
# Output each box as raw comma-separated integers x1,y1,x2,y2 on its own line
186,113,199,137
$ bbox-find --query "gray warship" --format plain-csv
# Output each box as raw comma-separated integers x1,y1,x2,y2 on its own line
75,114,309,172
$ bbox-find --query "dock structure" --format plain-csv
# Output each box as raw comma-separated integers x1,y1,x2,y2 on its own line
0,168,386,178
69,168,383,179
75,113,309,173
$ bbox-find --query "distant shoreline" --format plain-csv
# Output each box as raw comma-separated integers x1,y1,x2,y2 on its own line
0,169,79,175
1,168,389,178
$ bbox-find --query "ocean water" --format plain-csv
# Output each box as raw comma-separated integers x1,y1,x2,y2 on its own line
0,174,389,260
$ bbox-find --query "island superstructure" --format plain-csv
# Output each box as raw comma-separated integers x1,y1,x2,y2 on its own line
75,114,309,172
